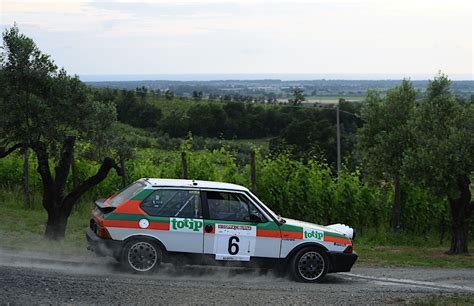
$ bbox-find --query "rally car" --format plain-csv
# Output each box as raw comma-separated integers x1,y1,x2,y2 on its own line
86,178,357,282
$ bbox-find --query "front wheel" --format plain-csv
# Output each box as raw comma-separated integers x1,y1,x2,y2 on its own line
290,247,328,282
121,239,162,273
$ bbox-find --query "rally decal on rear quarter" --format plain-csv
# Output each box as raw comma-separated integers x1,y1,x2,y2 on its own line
170,218,203,232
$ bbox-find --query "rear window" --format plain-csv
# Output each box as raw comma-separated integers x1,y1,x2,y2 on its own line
140,189,202,218
108,182,146,207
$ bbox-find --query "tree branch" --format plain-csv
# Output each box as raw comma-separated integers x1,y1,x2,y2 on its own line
63,157,122,210
0,143,23,158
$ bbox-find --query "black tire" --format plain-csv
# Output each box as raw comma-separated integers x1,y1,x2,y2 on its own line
289,247,328,283
120,238,162,273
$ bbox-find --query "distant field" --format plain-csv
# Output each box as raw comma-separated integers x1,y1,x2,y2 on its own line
307,96,363,103
149,96,363,117
277,96,363,105
150,97,214,116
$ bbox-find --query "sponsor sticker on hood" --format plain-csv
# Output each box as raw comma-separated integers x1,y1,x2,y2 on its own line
303,227,324,241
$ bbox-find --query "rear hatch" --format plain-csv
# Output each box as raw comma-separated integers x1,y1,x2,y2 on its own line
90,180,148,234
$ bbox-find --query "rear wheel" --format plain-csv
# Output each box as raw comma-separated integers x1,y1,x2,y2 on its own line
290,247,328,282
121,239,162,273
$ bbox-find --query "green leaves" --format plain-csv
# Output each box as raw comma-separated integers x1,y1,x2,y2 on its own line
288,87,305,106
357,80,417,182
403,74,474,199
1,25,117,158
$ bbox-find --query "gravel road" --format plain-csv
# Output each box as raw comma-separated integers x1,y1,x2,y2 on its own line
0,249,473,304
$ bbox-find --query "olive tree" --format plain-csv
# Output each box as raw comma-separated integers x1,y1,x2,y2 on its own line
403,74,473,254
0,25,122,240
357,80,417,229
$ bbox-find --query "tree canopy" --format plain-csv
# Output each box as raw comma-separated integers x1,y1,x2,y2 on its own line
357,80,417,229
0,25,122,240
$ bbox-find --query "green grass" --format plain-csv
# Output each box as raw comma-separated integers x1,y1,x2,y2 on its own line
356,245,474,268
0,188,90,256
354,229,474,268
414,293,474,305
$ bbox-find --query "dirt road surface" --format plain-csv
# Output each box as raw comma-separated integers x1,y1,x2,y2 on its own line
0,249,473,304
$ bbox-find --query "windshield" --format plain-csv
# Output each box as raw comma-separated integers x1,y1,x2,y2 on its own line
247,191,284,223
108,182,146,207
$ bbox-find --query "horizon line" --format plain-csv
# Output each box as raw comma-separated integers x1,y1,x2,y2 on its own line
78,73,474,82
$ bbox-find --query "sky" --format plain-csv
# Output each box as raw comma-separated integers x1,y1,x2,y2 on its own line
0,0,473,80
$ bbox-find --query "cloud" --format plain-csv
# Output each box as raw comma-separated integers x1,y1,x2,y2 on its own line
0,0,471,76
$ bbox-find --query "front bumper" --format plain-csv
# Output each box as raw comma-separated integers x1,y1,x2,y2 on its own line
328,251,358,273
86,228,122,258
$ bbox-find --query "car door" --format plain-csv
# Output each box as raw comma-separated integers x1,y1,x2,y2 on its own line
202,190,281,261
140,188,204,254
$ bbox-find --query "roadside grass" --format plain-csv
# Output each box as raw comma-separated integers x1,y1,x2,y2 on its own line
0,187,473,268
355,229,474,268
0,188,90,257
414,293,474,305
356,245,474,269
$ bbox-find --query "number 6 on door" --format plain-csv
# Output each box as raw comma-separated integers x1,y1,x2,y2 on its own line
214,224,256,261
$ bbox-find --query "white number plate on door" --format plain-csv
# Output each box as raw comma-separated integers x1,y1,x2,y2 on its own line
214,224,256,261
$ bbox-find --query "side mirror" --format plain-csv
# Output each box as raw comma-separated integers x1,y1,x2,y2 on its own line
250,214,264,223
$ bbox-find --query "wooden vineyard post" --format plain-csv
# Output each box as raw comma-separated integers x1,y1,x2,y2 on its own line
250,150,257,194
181,151,188,179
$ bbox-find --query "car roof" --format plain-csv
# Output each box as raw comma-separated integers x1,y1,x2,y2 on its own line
142,178,249,192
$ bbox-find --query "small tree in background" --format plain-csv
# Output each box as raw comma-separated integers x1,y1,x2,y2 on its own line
289,87,305,106
135,86,148,103
403,74,473,254
192,90,203,101
164,89,174,100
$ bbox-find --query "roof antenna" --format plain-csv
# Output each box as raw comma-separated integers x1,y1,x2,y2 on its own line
192,179,198,186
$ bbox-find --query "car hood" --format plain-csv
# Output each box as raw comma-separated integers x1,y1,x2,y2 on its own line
283,217,355,240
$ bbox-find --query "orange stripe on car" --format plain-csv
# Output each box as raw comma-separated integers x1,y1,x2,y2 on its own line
256,229,281,238
324,235,352,245
281,231,303,239
103,220,169,231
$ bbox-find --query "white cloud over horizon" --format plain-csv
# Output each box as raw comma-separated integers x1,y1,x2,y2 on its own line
1,0,472,79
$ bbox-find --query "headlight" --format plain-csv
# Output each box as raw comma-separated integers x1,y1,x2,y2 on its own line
327,223,355,240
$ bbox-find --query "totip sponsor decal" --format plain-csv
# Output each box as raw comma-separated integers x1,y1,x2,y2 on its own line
170,218,203,232
303,228,324,241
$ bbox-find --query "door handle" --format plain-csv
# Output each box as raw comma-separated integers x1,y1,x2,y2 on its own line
205,224,213,233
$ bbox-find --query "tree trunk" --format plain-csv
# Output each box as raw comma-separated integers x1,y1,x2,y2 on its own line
391,175,402,230
22,146,30,208
71,149,78,189
447,175,472,254
33,138,123,240
44,205,72,240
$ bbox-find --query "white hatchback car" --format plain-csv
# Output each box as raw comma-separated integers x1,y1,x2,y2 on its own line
86,178,357,282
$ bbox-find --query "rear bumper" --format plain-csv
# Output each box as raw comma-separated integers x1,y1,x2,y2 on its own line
86,228,122,258
328,251,358,273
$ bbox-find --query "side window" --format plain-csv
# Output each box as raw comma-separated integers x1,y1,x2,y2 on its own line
141,189,202,218
207,191,266,222
248,201,266,223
